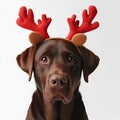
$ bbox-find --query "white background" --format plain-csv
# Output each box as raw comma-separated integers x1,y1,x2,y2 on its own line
0,0,120,120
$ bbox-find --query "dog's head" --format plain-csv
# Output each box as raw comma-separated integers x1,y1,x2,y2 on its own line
16,5,99,104
16,38,99,104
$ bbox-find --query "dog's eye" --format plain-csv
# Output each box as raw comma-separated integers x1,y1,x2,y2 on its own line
66,54,75,62
40,56,49,63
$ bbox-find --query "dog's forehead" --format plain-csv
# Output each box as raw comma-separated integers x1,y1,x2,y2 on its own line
37,38,80,54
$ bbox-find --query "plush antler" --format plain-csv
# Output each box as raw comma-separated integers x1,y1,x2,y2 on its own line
66,5,99,40
16,6,52,39
16,5,99,46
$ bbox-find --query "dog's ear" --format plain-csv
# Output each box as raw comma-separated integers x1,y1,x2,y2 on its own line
78,46,100,82
16,46,37,81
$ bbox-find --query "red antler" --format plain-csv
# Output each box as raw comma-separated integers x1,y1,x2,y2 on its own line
66,5,99,40
16,6,52,39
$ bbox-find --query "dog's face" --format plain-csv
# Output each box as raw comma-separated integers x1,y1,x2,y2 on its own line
16,38,99,104
34,39,83,104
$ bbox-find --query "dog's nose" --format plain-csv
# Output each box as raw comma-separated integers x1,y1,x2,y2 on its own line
49,74,68,89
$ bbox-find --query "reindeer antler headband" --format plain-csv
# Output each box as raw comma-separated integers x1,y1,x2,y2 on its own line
16,5,99,46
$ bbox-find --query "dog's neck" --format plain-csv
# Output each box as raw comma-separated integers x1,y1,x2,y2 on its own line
43,99,74,120
30,89,86,120
33,89,74,120
43,101,58,120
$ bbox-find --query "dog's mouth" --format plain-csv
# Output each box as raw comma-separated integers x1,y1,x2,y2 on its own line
43,90,73,104
52,95,65,104
44,74,74,104
51,92,73,104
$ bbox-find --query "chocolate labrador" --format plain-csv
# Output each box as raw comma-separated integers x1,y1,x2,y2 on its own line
16,38,99,120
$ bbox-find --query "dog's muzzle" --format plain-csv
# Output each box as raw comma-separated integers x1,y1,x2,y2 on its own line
45,73,73,104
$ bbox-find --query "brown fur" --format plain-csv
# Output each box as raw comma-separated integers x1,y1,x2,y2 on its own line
17,38,99,120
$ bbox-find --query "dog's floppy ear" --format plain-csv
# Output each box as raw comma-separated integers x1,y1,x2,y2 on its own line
16,46,37,81
78,46,100,82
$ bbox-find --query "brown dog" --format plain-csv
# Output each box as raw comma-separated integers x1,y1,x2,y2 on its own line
16,5,100,120
16,38,99,120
